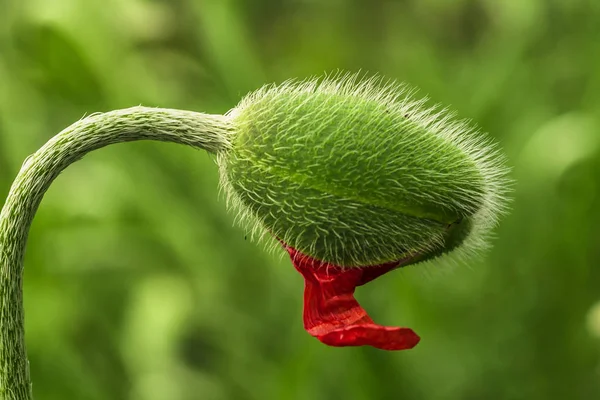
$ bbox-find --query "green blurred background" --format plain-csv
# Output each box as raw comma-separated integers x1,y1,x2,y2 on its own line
1,0,600,399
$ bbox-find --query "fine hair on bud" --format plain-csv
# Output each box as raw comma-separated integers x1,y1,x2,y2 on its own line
218,73,510,267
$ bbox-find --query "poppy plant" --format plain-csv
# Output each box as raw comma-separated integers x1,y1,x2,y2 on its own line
0,74,509,399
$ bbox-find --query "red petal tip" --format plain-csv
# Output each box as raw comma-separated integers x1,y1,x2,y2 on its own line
284,244,419,351
317,325,420,350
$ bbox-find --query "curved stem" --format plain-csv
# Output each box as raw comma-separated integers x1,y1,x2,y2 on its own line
0,106,232,399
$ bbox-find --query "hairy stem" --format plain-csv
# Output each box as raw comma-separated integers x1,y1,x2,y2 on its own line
0,106,232,399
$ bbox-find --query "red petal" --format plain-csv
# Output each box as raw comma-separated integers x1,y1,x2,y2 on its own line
284,245,420,350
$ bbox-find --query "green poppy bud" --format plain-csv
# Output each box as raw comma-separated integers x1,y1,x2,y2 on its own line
218,75,509,267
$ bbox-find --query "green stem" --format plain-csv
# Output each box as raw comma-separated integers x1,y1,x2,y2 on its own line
0,106,232,399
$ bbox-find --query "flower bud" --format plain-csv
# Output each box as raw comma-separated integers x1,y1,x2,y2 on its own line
218,75,509,268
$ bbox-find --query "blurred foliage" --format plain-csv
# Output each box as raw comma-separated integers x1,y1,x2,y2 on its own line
1,0,600,399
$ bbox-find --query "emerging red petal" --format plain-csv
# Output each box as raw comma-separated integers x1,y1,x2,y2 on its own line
284,245,420,350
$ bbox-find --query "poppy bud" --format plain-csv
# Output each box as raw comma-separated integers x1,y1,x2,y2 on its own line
217,75,510,350
218,75,509,268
